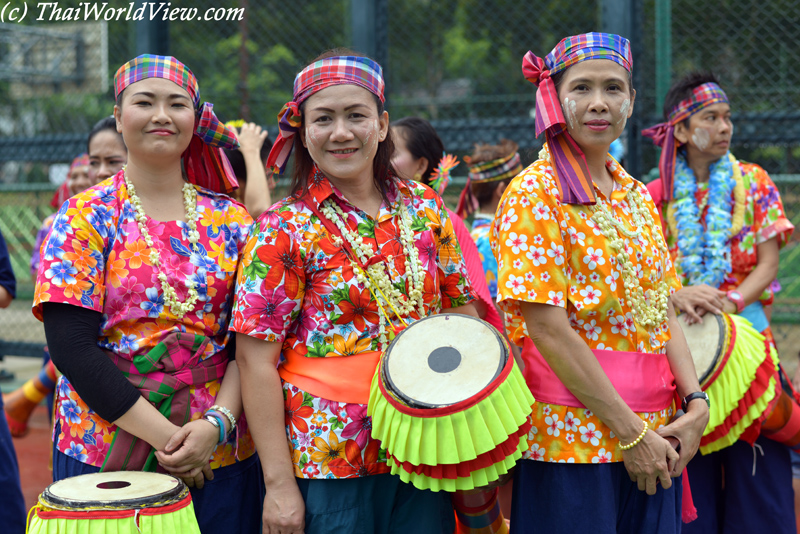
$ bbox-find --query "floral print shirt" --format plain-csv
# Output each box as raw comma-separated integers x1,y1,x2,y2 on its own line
33,171,255,468
491,146,681,464
230,170,475,479
470,213,499,300
650,159,794,293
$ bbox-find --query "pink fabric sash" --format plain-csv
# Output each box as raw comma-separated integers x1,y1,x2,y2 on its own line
521,338,675,413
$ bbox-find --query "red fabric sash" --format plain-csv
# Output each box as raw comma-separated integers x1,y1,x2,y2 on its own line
521,338,675,413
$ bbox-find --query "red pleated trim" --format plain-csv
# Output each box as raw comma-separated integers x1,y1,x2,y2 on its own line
700,349,778,447
378,351,513,418
389,417,532,480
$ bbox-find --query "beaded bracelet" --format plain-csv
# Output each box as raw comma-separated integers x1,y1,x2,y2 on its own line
209,405,237,433
619,420,649,451
204,414,226,445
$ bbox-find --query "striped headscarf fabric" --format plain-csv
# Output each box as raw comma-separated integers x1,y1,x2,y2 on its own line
522,33,632,205
114,54,239,194
643,82,729,201
456,152,523,218
267,55,385,174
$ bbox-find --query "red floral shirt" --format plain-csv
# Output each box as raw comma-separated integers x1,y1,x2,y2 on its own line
231,169,475,479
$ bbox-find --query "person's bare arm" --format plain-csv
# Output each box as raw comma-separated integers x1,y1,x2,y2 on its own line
235,123,273,218
0,285,11,308
520,301,678,494
237,333,305,533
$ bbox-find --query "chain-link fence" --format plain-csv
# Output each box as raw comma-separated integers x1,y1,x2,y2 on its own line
1,0,799,361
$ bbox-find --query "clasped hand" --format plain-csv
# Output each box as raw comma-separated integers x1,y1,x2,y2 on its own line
671,285,732,324
155,418,220,489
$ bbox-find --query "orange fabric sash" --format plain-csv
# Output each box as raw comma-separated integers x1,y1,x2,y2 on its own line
279,346,381,404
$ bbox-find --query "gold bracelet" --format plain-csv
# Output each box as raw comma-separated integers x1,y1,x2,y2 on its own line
619,420,649,451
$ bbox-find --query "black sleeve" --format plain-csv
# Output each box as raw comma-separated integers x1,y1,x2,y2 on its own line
0,230,16,298
42,302,142,423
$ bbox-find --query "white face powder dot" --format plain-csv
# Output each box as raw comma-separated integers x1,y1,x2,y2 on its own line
563,98,578,130
618,98,631,126
691,128,711,151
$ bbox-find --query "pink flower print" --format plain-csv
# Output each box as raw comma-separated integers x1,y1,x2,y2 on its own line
590,273,600,283
529,443,546,461
525,272,536,283
565,433,575,444
592,448,613,464
298,432,313,448
243,285,296,332
580,286,601,305
341,404,371,449
415,232,437,273
500,208,518,231
542,405,552,416
583,247,605,270
610,315,628,336
623,313,636,333
547,291,564,307
118,276,145,305
545,414,564,437
579,423,602,446
505,274,526,296
575,273,587,285
564,412,580,433
505,232,528,254
540,272,551,283
533,234,544,246
532,202,550,221
547,242,565,265
318,398,341,415
525,247,547,267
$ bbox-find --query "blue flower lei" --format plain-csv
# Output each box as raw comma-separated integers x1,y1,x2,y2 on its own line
672,152,735,287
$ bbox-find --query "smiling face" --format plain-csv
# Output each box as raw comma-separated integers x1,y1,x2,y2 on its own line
113,77,195,163
675,102,732,164
556,59,635,157
301,84,389,188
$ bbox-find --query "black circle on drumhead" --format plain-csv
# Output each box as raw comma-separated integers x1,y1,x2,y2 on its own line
428,346,462,373
96,481,131,490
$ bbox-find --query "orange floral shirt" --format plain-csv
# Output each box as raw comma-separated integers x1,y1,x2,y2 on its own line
491,145,681,463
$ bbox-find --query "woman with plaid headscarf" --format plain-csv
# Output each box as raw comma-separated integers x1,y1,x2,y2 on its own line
32,55,262,532
491,33,709,532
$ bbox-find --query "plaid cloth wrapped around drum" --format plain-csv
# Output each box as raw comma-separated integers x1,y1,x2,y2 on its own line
368,313,535,492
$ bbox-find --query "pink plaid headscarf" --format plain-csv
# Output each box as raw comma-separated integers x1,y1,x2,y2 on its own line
642,82,729,201
114,54,239,194
267,55,385,174
522,33,633,205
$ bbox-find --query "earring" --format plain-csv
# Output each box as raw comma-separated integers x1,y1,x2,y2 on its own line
413,172,422,182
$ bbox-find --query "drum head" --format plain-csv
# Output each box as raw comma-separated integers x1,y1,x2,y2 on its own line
383,314,507,408
677,313,725,386
42,471,185,510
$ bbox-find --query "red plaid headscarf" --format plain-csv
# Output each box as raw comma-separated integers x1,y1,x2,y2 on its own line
267,56,385,174
642,82,729,201
522,33,633,205
114,54,239,194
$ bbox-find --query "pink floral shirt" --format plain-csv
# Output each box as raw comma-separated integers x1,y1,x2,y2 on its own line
33,171,255,468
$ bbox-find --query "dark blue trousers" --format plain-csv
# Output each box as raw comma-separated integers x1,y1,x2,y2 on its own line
0,394,26,534
683,436,795,534
511,458,683,534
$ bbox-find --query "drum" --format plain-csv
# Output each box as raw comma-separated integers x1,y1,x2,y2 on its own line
678,312,780,455
27,471,201,534
368,314,535,492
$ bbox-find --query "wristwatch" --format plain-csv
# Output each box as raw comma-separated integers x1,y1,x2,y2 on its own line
726,290,745,313
682,391,710,413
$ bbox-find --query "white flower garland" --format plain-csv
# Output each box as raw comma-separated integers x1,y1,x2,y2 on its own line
123,166,201,319
320,197,425,350
589,189,671,327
